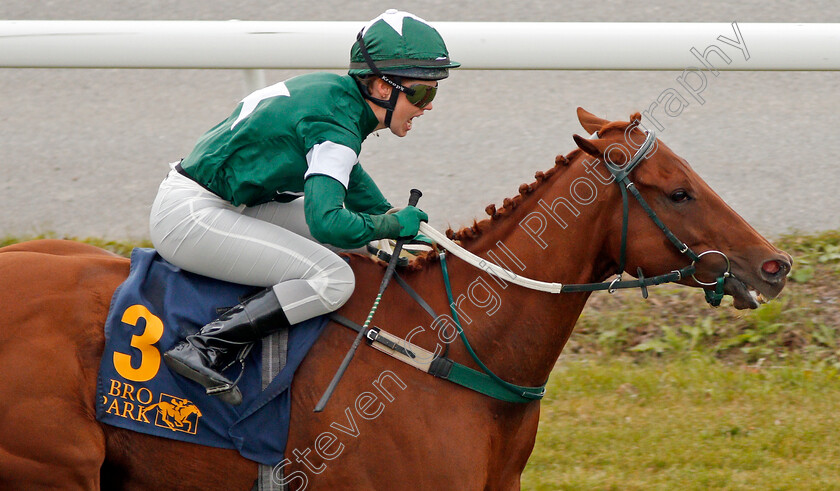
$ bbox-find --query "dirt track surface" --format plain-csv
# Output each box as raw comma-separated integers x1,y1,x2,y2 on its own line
2,1,838,239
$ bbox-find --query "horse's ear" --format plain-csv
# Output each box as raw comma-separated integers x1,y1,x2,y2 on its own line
577,107,610,135
573,133,609,157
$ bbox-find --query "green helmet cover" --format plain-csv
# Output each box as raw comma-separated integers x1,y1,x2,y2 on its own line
349,10,460,80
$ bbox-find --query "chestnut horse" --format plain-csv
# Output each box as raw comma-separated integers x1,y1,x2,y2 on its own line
0,109,790,490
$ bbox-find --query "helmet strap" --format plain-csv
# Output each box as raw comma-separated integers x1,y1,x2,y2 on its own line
354,29,416,129
382,82,403,128
354,78,400,128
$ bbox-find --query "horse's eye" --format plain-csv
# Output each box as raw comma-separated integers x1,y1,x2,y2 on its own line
670,189,691,202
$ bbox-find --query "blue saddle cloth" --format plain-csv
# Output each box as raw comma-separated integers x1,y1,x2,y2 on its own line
95,248,326,465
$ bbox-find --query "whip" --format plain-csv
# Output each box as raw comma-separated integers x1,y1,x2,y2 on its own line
314,189,422,412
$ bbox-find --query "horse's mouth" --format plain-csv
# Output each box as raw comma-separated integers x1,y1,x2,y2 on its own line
724,275,774,310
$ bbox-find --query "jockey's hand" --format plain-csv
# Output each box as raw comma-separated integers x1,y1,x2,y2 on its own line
393,206,428,239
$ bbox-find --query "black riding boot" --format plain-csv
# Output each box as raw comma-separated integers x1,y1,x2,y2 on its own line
163,288,290,405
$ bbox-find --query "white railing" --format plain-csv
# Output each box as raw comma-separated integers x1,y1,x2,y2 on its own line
1,21,838,70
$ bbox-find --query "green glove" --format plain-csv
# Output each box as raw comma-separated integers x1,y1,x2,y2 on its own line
393,206,428,238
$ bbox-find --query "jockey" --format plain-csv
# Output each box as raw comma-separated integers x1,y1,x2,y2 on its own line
151,9,459,404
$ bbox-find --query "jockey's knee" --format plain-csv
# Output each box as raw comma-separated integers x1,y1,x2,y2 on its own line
309,257,356,312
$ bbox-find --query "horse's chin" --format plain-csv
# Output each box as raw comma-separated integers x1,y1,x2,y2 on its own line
724,275,771,310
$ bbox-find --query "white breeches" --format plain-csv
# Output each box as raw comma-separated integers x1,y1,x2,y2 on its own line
149,167,355,324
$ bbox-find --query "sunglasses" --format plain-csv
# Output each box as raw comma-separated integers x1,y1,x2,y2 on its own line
403,83,437,109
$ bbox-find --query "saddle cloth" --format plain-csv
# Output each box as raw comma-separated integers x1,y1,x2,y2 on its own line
95,248,326,465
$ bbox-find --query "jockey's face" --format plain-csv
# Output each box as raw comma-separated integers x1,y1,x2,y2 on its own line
368,78,437,138
388,79,436,138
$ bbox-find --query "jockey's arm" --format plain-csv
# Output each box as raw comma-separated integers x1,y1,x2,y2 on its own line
304,174,401,249
344,163,393,215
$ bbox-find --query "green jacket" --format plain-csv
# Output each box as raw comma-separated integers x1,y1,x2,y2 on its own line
180,73,400,248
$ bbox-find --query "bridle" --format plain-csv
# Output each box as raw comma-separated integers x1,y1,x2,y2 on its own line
587,127,731,305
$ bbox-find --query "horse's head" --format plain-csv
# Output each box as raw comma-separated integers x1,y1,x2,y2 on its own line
572,108,791,309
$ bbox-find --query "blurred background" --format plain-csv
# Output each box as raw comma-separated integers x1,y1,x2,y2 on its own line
1,1,837,239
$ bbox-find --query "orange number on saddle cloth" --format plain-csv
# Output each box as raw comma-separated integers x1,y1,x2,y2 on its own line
113,304,164,382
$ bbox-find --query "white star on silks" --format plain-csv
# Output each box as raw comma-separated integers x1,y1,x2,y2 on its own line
231,81,290,130
361,9,429,36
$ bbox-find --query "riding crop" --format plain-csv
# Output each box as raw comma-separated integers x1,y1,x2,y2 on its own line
314,188,423,413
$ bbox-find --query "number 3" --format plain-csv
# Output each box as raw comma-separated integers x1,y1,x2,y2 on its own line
113,304,164,382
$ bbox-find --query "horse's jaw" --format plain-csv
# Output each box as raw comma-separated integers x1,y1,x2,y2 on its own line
725,275,764,309
725,272,787,310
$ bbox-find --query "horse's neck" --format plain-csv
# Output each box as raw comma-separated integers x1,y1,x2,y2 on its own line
446,159,617,386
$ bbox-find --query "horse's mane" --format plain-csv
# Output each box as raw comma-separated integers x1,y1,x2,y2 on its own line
444,149,582,242
447,115,640,241
404,113,640,271
399,149,583,271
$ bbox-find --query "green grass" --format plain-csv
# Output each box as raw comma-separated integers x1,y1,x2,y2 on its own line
523,355,840,490
567,230,840,367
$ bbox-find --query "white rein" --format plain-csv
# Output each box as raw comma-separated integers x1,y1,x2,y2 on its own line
418,222,565,294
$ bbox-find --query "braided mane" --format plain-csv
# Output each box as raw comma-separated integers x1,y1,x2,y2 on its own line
444,148,581,242
446,113,641,243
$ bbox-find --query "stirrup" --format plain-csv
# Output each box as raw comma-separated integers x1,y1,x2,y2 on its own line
205,383,243,406
208,343,253,403
206,353,249,405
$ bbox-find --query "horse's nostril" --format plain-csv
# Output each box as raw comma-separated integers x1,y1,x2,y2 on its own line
762,260,781,275
761,259,791,279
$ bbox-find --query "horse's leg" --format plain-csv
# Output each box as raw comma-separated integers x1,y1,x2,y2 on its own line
0,245,128,489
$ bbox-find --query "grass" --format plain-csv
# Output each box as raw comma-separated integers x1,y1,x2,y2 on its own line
3,231,840,488
522,355,840,490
